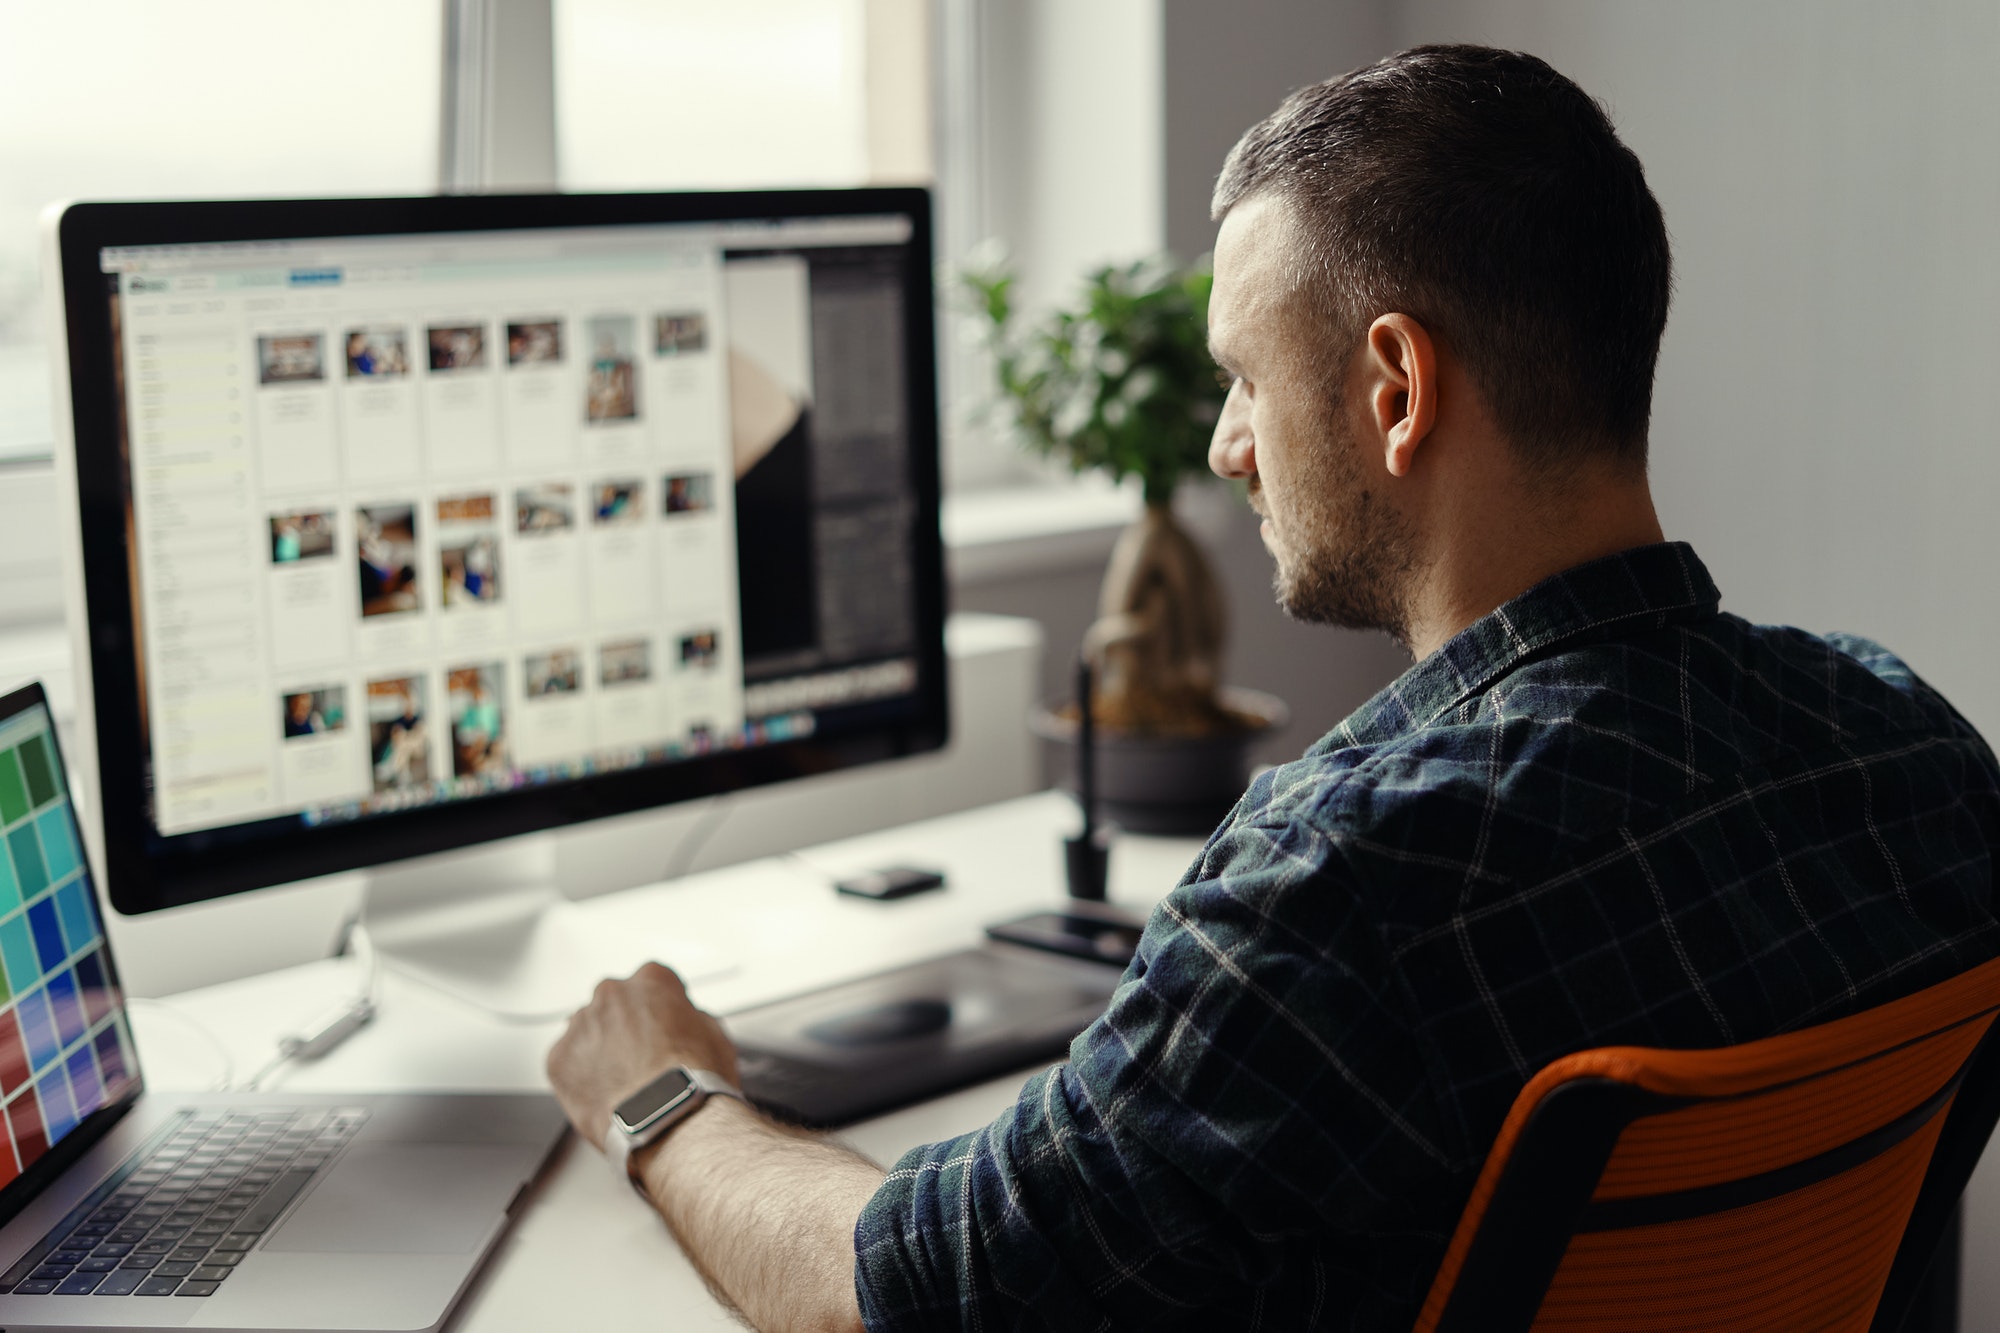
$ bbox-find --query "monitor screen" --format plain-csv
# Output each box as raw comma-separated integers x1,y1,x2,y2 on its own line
53,191,946,913
0,691,139,1194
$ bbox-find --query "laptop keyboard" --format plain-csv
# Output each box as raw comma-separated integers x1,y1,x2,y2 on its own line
0,1106,367,1298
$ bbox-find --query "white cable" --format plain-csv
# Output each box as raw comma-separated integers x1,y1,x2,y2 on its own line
662,795,736,882
244,925,384,1091
346,920,575,1026
125,997,235,1091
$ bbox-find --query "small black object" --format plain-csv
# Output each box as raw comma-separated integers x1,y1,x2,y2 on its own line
985,910,1141,967
1068,653,1110,901
834,865,947,900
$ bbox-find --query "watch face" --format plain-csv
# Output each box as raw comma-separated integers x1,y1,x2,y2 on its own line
616,1066,696,1131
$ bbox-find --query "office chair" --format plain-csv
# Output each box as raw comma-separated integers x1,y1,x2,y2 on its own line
1411,952,2000,1333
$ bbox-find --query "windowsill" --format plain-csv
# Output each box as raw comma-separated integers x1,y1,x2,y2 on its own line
941,477,1140,585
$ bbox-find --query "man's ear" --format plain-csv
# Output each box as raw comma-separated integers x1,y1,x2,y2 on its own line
1363,314,1437,478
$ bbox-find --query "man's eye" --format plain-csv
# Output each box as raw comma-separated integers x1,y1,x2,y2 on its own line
1215,369,1239,391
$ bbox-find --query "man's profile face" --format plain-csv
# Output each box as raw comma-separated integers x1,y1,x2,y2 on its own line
1206,195,1417,642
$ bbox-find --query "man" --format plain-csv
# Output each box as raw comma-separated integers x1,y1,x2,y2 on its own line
547,45,2000,1330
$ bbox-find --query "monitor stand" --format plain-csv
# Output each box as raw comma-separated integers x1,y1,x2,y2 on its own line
356,834,725,1021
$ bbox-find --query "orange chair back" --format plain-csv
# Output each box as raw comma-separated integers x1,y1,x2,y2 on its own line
1413,952,2000,1333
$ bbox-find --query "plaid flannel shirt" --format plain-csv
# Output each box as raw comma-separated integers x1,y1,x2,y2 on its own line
853,542,2000,1331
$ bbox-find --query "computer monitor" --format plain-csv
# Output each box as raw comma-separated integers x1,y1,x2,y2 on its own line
45,190,947,917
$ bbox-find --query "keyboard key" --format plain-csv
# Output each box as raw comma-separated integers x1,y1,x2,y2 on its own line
109,1228,149,1244
93,1243,133,1258
95,1268,147,1295
154,1261,197,1279
78,1256,120,1273
30,1263,75,1281
137,1275,182,1295
171,1246,209,1262
51,1248,92,1264
178,1279,221,1296
190,1265,233,1282
135,1239,176,1254
12,1278,58,1294
203,1249,244,1267
56,1271,105,1294
120,1254,162,1269
214,1234,258,1252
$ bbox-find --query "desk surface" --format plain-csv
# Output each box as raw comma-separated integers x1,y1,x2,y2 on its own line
128,792,1205,1330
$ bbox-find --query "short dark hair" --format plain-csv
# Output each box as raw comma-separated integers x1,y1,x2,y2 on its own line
1213,45,1671,470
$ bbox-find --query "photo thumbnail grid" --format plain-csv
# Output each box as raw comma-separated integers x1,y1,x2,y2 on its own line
0,723,136,1190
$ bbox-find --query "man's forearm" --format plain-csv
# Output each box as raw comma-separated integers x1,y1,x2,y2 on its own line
637,1097,883,1333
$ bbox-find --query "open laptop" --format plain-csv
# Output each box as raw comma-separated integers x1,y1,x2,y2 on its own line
0,680,567,1331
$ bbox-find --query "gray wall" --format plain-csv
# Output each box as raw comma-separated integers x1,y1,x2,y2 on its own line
1161,0,1391,262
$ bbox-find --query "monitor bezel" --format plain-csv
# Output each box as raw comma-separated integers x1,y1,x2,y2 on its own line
53,189,949,916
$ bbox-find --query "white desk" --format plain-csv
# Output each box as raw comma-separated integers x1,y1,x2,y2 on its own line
127,792,1205,1330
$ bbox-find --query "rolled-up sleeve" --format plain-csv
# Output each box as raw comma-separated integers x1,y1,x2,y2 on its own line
852,808,1457,1331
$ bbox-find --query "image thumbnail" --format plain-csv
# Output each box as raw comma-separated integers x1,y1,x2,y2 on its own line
593,479,643,525
447,664,508,779
428,324,488,372
600,638,652,686
526,649,581,696
345,326,410,379
357,504,421,617
584,315,638,423
366,676,430,793
280,686,346,740
437,494,502,607
664,471,714,515
516,483,575,534
678,630,719,671
655,312,708,356
507,320,562,366
269,509,335,564
257,333,325,385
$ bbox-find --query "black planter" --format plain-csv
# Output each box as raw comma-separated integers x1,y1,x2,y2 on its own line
1034,688,1288,836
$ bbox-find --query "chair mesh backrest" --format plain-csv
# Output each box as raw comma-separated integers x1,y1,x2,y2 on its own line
1415,954,2000,1333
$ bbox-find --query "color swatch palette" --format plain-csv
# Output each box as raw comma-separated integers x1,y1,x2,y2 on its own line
0,705,136,1193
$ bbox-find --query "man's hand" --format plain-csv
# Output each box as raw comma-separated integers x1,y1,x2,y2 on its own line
546,962,740,1151
546,964,879,1332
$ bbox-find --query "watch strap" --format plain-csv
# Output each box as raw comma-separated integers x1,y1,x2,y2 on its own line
605,1066,744,1196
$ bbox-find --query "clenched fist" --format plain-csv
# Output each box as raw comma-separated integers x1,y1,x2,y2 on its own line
546,962,742,1151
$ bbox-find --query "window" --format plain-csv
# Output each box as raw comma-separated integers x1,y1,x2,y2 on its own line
554,0,872,191
0,2,442,463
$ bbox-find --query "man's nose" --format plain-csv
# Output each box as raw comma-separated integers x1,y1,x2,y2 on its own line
1209,380,1255,481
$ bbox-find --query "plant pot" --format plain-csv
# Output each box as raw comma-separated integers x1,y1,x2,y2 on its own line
1033,687,1289,836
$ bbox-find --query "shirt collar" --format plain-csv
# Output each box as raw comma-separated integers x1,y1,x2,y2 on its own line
1319,542,1721,751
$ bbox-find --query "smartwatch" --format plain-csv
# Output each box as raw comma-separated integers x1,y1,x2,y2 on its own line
604,1065,745,1194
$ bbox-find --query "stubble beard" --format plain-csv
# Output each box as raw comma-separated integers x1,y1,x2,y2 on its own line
1266,416,1420,649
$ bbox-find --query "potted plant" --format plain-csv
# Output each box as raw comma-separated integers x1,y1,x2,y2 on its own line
962,256,1286,834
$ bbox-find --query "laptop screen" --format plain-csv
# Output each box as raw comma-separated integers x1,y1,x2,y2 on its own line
0,697,139,1193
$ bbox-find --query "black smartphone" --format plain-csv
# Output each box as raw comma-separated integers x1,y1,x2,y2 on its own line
834,865,947,900
985,911,1144,967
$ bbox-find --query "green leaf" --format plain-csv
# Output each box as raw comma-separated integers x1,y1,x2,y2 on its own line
950,253,1227,500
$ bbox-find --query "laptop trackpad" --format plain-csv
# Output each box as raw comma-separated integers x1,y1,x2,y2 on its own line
264,1143,534,1255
